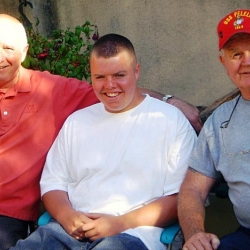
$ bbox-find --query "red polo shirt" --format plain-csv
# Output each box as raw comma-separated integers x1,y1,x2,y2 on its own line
0,67,99,221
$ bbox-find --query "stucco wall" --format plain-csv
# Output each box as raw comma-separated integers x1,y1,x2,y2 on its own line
1,1,250,106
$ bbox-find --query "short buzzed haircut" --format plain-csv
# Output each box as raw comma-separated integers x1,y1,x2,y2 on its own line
91,33,137,61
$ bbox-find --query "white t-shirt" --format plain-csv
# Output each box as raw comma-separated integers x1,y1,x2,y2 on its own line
41,95,196,250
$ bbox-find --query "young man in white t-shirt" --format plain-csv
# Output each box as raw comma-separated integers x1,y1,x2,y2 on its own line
12,33,196,250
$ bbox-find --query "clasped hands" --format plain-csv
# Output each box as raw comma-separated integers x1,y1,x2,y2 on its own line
60,210,126,241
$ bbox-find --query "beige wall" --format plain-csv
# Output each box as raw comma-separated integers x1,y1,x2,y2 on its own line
2,1,250,106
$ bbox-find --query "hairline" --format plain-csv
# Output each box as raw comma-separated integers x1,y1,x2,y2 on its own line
90,34,137,63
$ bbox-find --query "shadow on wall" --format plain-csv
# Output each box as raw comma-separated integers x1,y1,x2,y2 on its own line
31,0,58,36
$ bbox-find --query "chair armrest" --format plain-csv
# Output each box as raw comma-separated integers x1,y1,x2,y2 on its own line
160,222,181,244
38,211,52,226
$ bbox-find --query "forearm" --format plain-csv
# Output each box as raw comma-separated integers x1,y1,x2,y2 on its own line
42,190,93,237
178,187,220,250
178,189,206,240
121,194,178,229
42,190,74,223
178,169,215,241
139,87,165,100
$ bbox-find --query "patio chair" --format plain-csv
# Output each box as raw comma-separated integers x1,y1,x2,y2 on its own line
160,222,183,250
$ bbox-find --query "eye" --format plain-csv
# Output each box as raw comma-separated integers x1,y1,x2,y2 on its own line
4,46,14,50
3,46,15,54
95,75,104,80
231,52,242,60
115,73,125,78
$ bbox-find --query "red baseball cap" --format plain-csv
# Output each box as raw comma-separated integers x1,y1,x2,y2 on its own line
217,9,250,50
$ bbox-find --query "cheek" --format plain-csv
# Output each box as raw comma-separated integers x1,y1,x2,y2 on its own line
8,54,22,66
226,63,238,76
92,82,103,95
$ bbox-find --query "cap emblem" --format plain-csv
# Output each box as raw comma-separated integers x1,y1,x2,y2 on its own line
234,16,244,29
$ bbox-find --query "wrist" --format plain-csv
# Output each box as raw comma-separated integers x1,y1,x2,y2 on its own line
162,94,174,103
117,214,131,232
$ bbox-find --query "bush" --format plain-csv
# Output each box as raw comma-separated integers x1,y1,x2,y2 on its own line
22,21,99,80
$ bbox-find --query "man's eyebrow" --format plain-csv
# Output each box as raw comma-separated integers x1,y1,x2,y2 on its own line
93,71,127,76
228,48,238,51
92,73,104,77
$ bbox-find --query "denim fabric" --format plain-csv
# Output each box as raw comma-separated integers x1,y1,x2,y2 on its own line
0,215,30,250
218,226,250,250
11,220,148,250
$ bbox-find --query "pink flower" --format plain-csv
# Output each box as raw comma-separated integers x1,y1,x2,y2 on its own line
92,33,99,41
73,61,80,67
37,52,48,59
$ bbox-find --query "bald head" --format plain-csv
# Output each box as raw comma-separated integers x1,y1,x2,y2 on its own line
0,14,28,50
0,14,29,90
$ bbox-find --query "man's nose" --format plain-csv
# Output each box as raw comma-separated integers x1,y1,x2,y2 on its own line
104,77,115,88
0,48,7,62
0,48,4,60
242,51,250,65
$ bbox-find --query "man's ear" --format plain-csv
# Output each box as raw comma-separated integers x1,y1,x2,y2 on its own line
135,63,140,81
21,44,29,62
219,53,230,76
219,53,225,66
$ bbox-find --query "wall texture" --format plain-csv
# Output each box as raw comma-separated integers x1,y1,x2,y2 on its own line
1,1,250,106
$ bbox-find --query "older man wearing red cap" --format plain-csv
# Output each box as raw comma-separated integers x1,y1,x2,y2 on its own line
178,9,250,250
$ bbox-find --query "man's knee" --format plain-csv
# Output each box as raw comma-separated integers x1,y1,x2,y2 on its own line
92,233,147,250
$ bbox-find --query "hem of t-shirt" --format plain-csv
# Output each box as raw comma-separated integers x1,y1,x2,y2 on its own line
41,186,67,196
189,159,220,179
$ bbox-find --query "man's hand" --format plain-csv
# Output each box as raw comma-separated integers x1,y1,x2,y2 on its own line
183,232,220,250
42,191,94,240
80,213,126,241
59,210,93,240
168,97,203,134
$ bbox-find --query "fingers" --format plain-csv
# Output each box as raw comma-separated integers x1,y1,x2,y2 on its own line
183,233,220,250
67,213,101,241
70,213,118,241
72,232,85,240
84,212,102,220
183,240,213,250
65,212,94,240
78,212,94,224
71,229,86,241
211,236,220,249
183,240,204,250
71,223,95,241
81,221,95,232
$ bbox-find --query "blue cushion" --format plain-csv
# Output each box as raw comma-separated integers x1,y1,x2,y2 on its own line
38,211,52,226
160,222,181,244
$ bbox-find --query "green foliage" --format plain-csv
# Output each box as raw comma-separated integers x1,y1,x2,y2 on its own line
22,21,99,80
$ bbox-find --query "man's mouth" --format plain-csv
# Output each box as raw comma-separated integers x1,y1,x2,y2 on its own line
0,66,7,70
106,92,119,97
